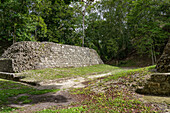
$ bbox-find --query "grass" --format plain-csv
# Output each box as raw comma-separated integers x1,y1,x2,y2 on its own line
104,65,155,82
0,79,60,113
36,106,88,113
0,64,119,112
0,65,160,112
21,64,119,81
37,65,160,113
17,96,32,104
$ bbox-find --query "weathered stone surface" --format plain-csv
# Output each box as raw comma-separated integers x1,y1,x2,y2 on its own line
0,41,103,73
136,73,170,96
0,72,16,80
0,58,14,73
137,38,170,96
156,38,170,73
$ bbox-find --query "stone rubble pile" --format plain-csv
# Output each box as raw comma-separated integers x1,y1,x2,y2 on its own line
0,41,103,73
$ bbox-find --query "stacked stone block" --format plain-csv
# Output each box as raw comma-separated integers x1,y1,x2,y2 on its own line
0,58,14,73
0,41,103,73
156,38,170,73
136,73,170,96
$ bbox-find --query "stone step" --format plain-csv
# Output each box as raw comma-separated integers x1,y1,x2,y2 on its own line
0,72,26,80
136,73,170,96
0,72,17,80
0,72,39,86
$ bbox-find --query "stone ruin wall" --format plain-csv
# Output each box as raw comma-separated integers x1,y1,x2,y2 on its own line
156,38,170,73
137,38,170,96
136,73,170,96
0,41,103,73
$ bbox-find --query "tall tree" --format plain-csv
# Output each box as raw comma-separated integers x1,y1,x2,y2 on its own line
0,0,47,43
72,0,94,47
127,0,170,64
39,0,80,45
85,0,132,61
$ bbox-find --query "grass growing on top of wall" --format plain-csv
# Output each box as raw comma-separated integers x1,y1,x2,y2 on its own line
21,64,119,81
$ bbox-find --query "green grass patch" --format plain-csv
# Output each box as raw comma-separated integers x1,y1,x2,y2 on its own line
28,89,60,95
21,64,118,81
37,65,159,113
0,106,17,113
17,96,29,101
0,79,60,112
17,96,32,104
36,106,88,113
104,65,155,82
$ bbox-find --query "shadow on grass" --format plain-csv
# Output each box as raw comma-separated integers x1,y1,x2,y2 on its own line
0,79,73,112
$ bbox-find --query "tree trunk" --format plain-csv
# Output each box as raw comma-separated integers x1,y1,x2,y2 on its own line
151,45,155,65
82,11,85,47
13,24,16,44
35,29,37,40
153,47,157,63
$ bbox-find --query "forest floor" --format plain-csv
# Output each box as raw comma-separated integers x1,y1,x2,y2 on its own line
0,65,169,113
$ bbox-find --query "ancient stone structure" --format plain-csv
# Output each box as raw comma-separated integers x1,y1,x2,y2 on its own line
0,41,103,73
156,38,170,73
136,73,170,96
137,38,170,96
0,58,14,73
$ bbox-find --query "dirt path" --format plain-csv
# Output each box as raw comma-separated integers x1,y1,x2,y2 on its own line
9,69,170,113
9,72,114,113
36,72,113,90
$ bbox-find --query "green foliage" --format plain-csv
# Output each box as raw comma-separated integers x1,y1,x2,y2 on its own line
85,0,133,61
127,0,170,64
85,0,169,62
39,0,81,45
0,0,78,44
0,0,47,42
0,79,60,112
28,89,60,95
0,0,169,63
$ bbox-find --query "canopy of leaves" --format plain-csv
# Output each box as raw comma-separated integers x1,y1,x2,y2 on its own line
0,0,169,63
